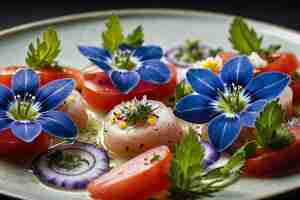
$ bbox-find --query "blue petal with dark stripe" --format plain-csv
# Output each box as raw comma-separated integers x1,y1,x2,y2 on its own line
78,46,111,61
0,85,14,111
220,56,253,87
12,68,39,96
10,121,42,143
38,111,77,139
89,58,112,72
133,45,163,61
137,60,170,84
246,72,289,101
174,94,218,123
186,68,224,98
109,71,141,94
35,79,75,112
0,111,13,132
208,114,241,152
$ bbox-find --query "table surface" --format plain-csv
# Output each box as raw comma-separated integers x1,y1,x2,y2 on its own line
0,1,300,199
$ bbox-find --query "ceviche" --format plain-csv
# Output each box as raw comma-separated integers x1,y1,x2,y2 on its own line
1,15,300,200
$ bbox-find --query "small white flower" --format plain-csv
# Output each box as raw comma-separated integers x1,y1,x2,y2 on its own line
248,52,267,68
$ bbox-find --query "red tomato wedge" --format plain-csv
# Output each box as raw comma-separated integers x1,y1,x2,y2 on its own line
0,66,83,90
256,52,299,75
243,125,300,177
291,80,300,105
0,129,50,164
88,146,172,200
82,64,177,112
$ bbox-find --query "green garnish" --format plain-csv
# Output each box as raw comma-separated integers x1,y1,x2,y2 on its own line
255,101,294,149
175,81,193,102
101,14,144,53
150,154,161,163
121,97,157,126
124,25,144,48
209,47,223,57
175,39,205,63
26,28,61,69
48,150,89,171
168,128,246,200
229,17,281,55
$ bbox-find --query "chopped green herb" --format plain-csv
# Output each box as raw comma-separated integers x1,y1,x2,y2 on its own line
168,128,246,200
209,47,223,57
102,14,125,53
255,101,294,149
101,14,144,53
175,81,193,102
175,39,204,63
26,28,61,69
124,25,144,48
229,17,280,56
150,154,161,163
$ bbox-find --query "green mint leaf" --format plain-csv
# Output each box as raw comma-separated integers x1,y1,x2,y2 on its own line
169,127,204,190
101,14,124,53
26,28,61,69
124,25,144,48
261,44,281,56
229,17,263,55
255,101,294,149
209,47,223,57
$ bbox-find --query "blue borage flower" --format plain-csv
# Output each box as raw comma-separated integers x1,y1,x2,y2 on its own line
78,44,171,94
175,56,289,152
0,68,77,143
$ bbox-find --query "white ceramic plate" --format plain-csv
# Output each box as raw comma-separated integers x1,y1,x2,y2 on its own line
1,9,300,200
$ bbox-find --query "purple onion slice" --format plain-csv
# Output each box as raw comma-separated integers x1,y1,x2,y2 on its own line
32,142,109,190
164,44,211,68
201,141,220,169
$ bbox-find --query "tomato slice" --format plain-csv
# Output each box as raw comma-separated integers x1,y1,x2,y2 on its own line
243,126,300,177
0,129,50,164
257,52,299,75
88,146,172,200
0,66,83,90
82,65,177,112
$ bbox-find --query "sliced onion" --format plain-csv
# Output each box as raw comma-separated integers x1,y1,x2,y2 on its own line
164,45,211,68
32,142,109,190
201,141,220,168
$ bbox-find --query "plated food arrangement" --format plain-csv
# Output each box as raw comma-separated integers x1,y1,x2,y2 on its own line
1,14,300,200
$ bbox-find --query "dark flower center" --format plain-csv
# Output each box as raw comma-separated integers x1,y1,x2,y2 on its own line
217,85,247,116
8,93,40,121
113,50,137,70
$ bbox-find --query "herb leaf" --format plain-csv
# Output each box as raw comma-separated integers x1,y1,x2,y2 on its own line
26,28,61,69
255,101,294,149
124,25,144,48
229,17,263,55
168,128,246,200
175,81,193,102
102,14,124,53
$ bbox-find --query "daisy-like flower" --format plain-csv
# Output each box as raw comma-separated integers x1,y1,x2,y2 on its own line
0,68,77,143
174,56,289,152
195,56,223,73
78,44,171,94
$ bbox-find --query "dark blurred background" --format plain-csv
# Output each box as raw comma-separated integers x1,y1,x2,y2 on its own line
0,0,300,199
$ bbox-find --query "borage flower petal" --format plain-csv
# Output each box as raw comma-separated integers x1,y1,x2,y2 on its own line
38,111,77,140
208,114,241,152
78,46,111,61
35,79,75,112
246,72,289,101
137,60,170,84
12,68,39,95
133,45,163,61
186,68,224,98
220,56,253,87
109,71,141,94
10,121,42,143
0,85,14,111
175,94,218,123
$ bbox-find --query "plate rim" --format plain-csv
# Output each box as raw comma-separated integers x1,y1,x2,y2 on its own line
0,8,300,200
